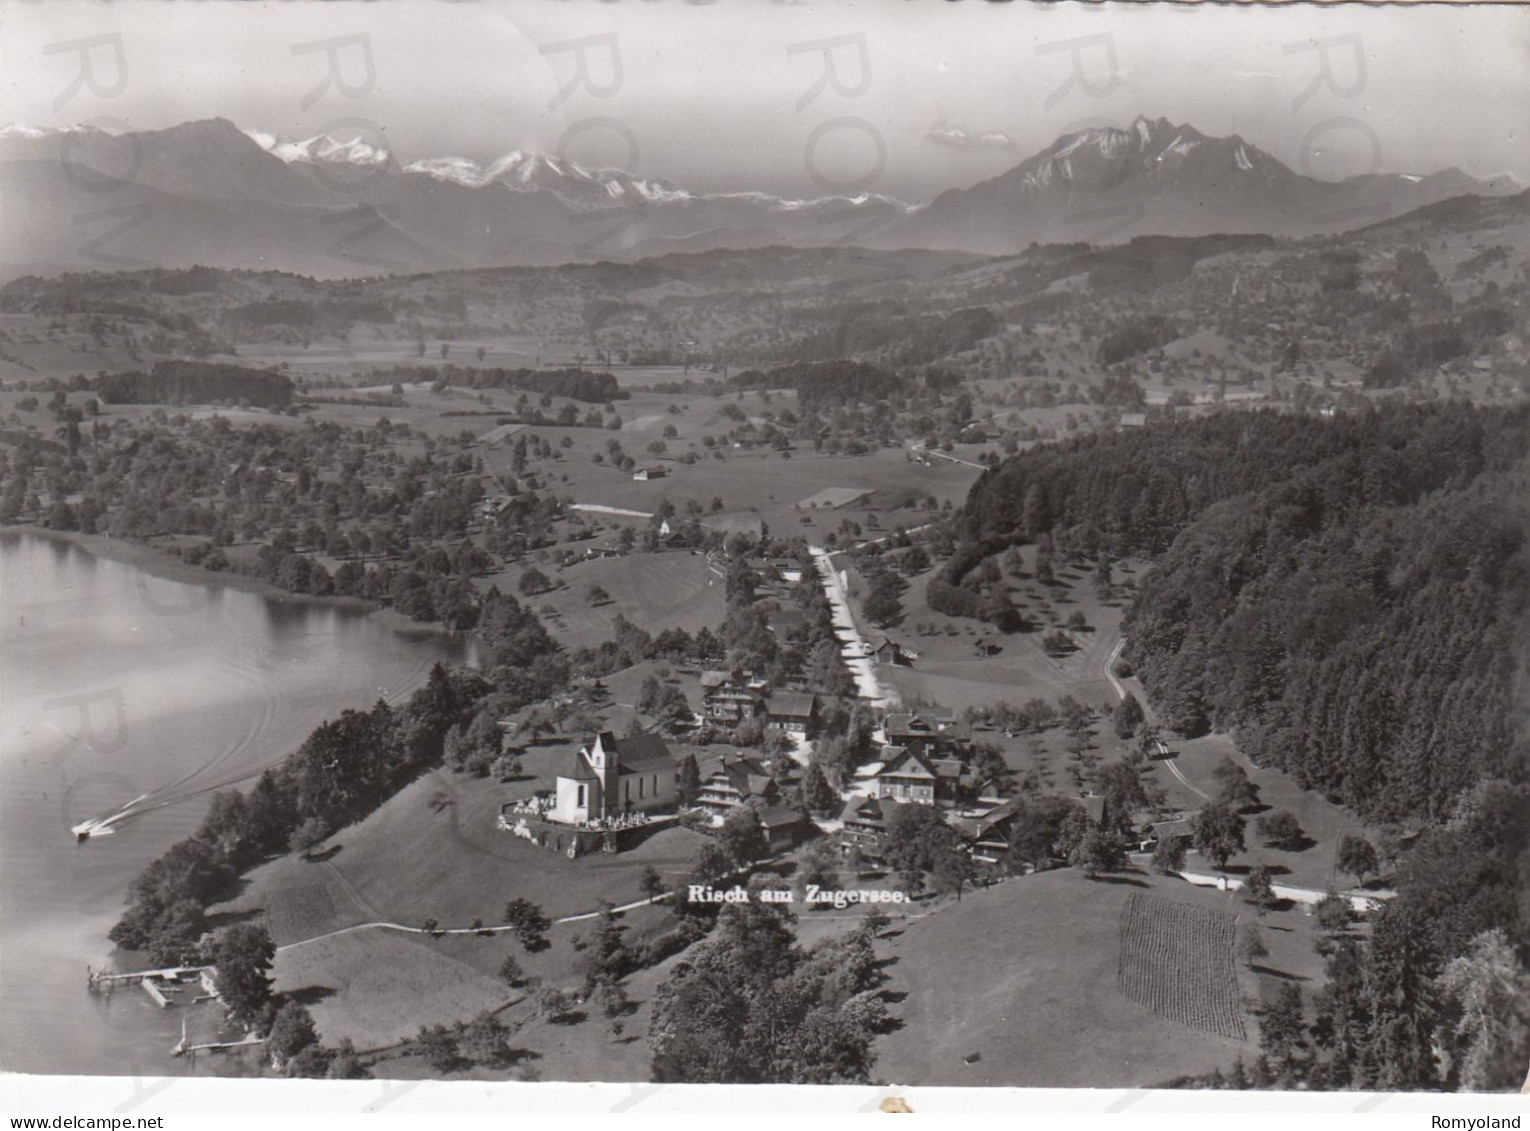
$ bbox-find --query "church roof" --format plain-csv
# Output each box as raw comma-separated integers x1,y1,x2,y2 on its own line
558,749,598,781
610,731,675,773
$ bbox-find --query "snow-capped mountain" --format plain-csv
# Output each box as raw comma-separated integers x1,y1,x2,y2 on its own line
0,115,1517,280
881,115,1519,254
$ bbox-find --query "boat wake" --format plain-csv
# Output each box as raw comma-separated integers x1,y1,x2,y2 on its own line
72,794,151,839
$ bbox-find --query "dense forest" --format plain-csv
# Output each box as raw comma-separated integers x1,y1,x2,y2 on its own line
360,365,628,404
97,361,295,408
955,402,1529,824
730,359,908,409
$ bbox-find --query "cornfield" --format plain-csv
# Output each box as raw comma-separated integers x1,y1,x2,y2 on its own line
1117,892,1246,1040
264,883,340,946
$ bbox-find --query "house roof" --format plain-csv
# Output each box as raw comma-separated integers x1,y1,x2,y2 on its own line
766,692,816,719
699,670,733,689
1081,796,1106,825
879,746,936,780
709,756,775,800
839,795,887,826
757,804,806,829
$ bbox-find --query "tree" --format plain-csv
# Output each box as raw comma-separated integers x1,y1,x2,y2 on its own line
518,567,552,597
415,1024,460,1072
1213,757,1260,811
639,865,665,903
1095,760,1148,833
1152,834,1187,875
586,583,611,607
1238,920,1268,968
1261,983,1307,1076
1072,827,1127,879
718,807,768,868
1314,889,1351,934
1335,835,1379,886
327,1039,367,1079
502,898,552,951
1254,810,1305,851
1436,928,1530,1092
1192,802,1246,871
499,952,526,988
1112,692,1144,739
1243,863,1276,913
210,923,276,1027
285,1045,335,1079
266,1001,319,1068
800,762,839,816
677,754,702,806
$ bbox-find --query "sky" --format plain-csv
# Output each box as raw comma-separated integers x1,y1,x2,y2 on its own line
3,0,1527,202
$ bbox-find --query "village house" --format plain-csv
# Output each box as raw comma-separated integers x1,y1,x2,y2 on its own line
764,691,817,735
694,755,779,818
875,746,938,805
548,731,677,824
948,798,1024,868
632,466,668,481
1138,811,1198,854
838,795,890,857
871,638,914,666
884,711,968,759
700,671,765,726
757,804,813,853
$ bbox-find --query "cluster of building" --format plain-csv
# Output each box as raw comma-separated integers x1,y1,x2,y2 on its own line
497,705,1193,871
699,670,818,732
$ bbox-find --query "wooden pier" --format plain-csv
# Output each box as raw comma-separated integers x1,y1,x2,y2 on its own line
87,965,219,1009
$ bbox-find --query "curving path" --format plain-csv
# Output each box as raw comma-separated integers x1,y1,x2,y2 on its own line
273,891,671,954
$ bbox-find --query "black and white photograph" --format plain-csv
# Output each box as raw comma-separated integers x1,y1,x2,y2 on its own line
1,0,1528,1113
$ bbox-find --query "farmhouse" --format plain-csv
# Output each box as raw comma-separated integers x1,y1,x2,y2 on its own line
758,804,813,853
838,795,890,856
764,691,817,734
872,638,915,666
884,711,968,758
548,731,677,824
1118,412,1147,429
875,746,938,805
700,671,765,725
1139,812,1198,853
695,755,779,818
949,798,1024,866
632,466,668,481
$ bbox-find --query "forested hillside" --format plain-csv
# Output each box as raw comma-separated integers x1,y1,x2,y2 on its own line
956,403,1530,825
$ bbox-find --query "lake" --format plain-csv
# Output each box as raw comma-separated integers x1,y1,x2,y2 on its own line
0,531,472,1076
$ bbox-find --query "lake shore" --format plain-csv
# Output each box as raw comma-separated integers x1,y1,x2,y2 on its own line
0,525,432,637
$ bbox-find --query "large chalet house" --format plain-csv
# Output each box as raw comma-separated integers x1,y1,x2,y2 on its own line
549,731,677,824
702,674,818,735
694,755,780,818
873,745,964,805
838,795,891,858
884,711,968,759
699,671,765,726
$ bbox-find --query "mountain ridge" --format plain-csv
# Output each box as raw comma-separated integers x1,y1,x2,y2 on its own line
1,114,1519,280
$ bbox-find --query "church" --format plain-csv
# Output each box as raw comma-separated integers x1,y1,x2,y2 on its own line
549,731,678,824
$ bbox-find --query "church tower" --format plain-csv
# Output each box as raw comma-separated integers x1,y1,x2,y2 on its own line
587,731,622,818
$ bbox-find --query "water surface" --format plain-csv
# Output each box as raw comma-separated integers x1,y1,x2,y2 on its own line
0,532,470,1075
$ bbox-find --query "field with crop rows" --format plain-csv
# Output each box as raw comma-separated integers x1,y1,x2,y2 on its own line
264,883,343,946
1117,893,1246,1040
